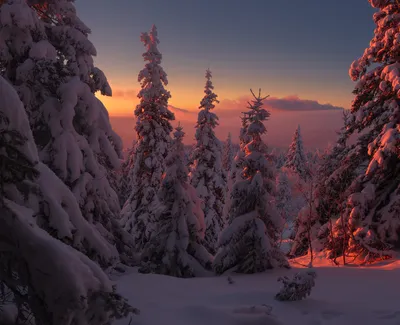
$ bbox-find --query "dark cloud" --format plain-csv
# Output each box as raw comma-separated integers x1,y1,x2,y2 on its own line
264,95,344,111
219,95,345,112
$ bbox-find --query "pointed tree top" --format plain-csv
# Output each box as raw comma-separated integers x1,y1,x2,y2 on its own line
292,125,303,144
148,25,159,43
205,68,212,80
140,25,162,64
173,123,185,142
245,89,270,120
242,88,271,139
253,88,270,100
199,69,219,111
245,88,271,124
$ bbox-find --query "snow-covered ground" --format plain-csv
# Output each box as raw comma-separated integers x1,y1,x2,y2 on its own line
115,256,400,325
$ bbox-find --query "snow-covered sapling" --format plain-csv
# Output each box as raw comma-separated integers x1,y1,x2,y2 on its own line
284,125,309,180
275,269,317,301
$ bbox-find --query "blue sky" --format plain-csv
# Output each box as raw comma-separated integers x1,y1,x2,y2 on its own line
75,0,376,111
74,0,377,148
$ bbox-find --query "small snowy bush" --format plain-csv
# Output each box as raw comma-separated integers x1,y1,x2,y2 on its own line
275,269,317,301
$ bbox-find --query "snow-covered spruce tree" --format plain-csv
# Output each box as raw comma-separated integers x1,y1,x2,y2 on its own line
275,170,293,253
284,125,309,179
239,110,253,147
140,125,212,277
228,111,254,198
0,76,137,325
270,148,284,170
117,140,137,208
307,150,321,166
276,151,287,169
0,0,134,264
313,116,369,259
276,171,292,224
290,172,321,260
189,69,226,254
222,133,235,226
183,144,192,169
314,112,353,224
120,25,175,252
328,0,400,263
222,133,234,173
213,89,289,274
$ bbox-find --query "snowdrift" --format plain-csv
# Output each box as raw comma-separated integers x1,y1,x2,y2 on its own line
114,257,400,325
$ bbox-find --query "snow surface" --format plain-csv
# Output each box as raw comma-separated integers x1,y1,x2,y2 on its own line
115,256,400,325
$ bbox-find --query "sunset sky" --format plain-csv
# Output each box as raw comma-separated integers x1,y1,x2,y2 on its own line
75,0,376,149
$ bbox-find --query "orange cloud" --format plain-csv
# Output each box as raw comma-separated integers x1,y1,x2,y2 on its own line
108,95,345,151
112,88,138,99
169,105,192,114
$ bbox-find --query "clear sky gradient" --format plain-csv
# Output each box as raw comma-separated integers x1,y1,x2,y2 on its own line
74,0,376,148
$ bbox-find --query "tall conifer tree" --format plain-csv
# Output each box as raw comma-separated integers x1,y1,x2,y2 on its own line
214,90,288,274
121,25,175,252
0,0,133,263
141,125,212,277
189,69,226,254
328,0,400,262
